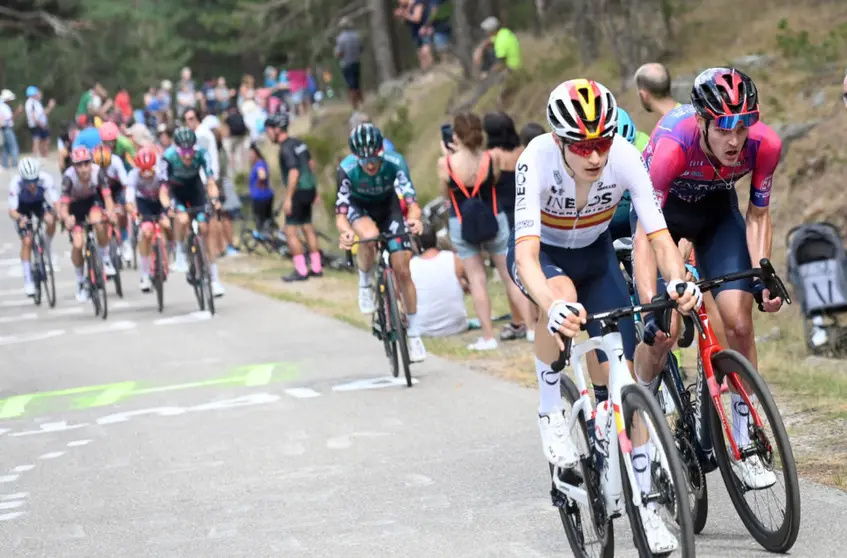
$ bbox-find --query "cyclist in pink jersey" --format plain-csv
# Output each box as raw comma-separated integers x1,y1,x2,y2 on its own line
632,67,783,489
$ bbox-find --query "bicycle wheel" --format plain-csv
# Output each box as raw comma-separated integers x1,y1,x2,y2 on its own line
555,375,614,558
620,383,695,558
87,246,108,319
41,239,56,308
195,235,215,316
32,237,43,307
386,271,411,387
708,349,801,553
661,360,709,535
130,220,139,269
188,234,205,311
374,277,394,364
239,227,258,253
153,238,165,313
109,235,123,298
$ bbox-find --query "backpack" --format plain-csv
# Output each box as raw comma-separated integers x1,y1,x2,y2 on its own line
786,222,847,317
446,153,499,245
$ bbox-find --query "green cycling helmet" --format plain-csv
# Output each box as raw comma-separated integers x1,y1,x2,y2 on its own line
173,126,197,149
349,123,383,158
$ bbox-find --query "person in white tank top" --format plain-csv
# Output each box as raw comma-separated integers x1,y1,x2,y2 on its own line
409,224,468,337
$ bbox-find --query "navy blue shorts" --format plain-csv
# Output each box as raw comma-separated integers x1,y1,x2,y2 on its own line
341,63,361,92
136,197,164,222
507,230,635,363
630,189,753,299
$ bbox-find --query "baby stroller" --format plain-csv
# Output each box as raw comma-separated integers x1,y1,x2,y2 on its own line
785,222,847,355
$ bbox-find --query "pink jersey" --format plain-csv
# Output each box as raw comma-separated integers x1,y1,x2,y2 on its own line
643,104,781,208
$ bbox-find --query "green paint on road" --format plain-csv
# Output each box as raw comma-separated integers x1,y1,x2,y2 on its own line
0,362,300,419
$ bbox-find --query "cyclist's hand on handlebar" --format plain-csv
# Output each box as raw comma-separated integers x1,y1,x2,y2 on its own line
339,231,355,250
407,219,423,235
667,279,702,313
17,215,28,227
547,300,586,347
760,287,783,313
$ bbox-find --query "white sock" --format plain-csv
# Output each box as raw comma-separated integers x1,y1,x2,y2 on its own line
74,266,84,282
358,269,372,288
210,263,219,282
536,358,561,415
731,393,750,446
100,246,110,262
139,255,150,275
407,313,419,337
175,242,186,259
633,441,654,505
21,260,32,282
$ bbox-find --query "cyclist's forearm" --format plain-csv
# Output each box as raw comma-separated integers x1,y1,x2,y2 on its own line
634,224,659,303
746,206,773,267
406,203,421,222
206,179,219,199
515,241,555,312
335,214,353,235
652,233,686,285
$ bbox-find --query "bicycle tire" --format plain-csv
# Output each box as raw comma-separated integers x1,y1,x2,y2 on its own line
32,235,43,307
189,233,205,311
87,245,108,320
240,226,258,253
375,276,396,370
661,362,709,534
42,239,56,308
109,235,124,298
131,221,139,269
708,349,801,553
386,271,411,387
153,238,165,313
620,383,695,558
194,234,215,316
556,375,615,558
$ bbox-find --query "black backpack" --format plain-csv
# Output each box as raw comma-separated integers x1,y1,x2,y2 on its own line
226,111,247,137
786,222,847,316
447,153,499,245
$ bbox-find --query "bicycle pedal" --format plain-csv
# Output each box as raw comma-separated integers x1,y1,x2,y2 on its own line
550,487,568,509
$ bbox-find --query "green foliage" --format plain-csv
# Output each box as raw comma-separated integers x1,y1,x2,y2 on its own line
776,19,847,69
302,134,343,171
382,105,415,155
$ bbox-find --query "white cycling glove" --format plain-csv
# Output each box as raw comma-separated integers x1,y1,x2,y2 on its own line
547,300,584,337
667,279,703,310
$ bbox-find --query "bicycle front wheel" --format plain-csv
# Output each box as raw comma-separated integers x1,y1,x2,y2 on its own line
708,349,801,553
386,271,411,387
621,383,695,558
189,234,205,311
42,241,56,308
153,238,165,313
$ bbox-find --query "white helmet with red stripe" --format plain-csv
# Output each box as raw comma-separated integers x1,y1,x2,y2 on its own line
546,79,618,142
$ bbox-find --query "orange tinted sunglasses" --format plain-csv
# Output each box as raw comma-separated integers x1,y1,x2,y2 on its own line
566,137,613,158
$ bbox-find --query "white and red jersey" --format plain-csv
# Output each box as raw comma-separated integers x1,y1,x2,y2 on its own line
60,164,109,203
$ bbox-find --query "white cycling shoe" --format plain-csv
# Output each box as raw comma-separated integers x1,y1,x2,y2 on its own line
212,281,226,298
731,455,777,489
121,241,133,264
172,257,189,273
639,506,679,554
407,336,427,362
102,259,116,277
358,285,376,314
538,408,580,469
23,281,35,297
139,275,152,293
75,282,89,302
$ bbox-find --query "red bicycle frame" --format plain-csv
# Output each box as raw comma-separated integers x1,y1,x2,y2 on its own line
149,220,169,279
695,304,768,461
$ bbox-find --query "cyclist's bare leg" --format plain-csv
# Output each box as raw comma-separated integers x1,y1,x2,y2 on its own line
351,217,379,274
20,228,32,262
159,215,172,241
389,249,416,314
44,212,56,240
91,209,109,250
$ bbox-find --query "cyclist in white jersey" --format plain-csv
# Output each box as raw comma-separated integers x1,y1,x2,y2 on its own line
507,79,702,554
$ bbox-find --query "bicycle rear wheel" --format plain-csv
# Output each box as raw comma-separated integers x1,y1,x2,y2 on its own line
87,246,108,319
556,376,614,558
131,220,139,269
621,383,695,558
42,240,56,308
32,238,43,307
386,272,411,387
153,238,165,313
374,278,394,366
109,235,123,298
194,235,215,316
189,233,205,311
708,349,801,553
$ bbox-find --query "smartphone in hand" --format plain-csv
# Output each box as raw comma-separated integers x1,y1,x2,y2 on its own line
440,123,454,152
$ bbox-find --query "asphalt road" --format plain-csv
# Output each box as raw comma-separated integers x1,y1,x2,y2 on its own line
0,162,845,557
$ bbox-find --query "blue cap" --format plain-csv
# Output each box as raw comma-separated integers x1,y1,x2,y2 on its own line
26,86,39,97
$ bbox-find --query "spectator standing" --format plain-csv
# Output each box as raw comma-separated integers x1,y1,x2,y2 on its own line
206,120,241,257
480,17,521,72
215,77,232,114
395,0,434,72
24,86,55,158
224,104,249,174
422,0,453,62
178,67,195,95
335,17,363,111
176,81,197,120
634,63,680,117
410,223,470,337
247,143,274,228
0,89,21,170
114,87,133,124
484,111,532,341
183,108,220,183
437,112,517,351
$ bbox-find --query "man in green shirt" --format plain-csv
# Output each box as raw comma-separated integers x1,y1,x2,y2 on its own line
480,17,521,71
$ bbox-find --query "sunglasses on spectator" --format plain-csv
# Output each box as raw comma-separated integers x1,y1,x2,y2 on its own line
177,147,195,158
564,137,613,158
714,111,759,130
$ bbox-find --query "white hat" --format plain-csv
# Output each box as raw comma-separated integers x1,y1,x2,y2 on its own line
0,89,15,102
202,115,221,130
480,16,500,33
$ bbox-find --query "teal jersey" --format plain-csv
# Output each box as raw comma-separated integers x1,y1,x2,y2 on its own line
335,152,417,214
162,145,215,186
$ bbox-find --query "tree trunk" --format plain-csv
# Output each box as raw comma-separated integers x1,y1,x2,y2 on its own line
452,0,474,78
575,0,599,65
368,0,397,83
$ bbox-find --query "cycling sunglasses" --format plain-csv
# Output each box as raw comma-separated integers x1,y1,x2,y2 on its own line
73,160,92,167
565,137,613,158
357,154,382,166
714,110,759,130
177,147,195,158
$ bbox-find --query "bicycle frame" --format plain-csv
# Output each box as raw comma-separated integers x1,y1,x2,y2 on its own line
553,331,654,515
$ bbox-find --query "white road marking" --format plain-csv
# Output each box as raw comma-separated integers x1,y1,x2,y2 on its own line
153,311,212,325
11,465,34,473
284,387,322,399
0,512,25,521
0,493,28,501
38,451,66,460
10,421,89,437
0,330,65,346
207,525,239,539
112,300,132,309
0,475,19,483
326,436,353,449
0,299,31,307
0,312,37,323
331,376,420,392
73,320,136,335
52,306,84,316
67,439,92,447
0,501,24,510
0,258,18,267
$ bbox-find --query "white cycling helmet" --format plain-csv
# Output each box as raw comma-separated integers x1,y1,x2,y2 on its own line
546,79,618,142
18,157,40,181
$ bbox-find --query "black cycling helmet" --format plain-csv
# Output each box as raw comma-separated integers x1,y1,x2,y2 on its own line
691,67,759,120
173,126,197,149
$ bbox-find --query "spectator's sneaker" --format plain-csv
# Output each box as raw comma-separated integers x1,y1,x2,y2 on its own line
308,270,323,278
23,281,35,297
282,270,308,283
467,337,498,351
639,506,678,554
731,455,777,489
538,408,580,468
408,336,427,362
358,286,376,314
500,323,527,341
226,246,240,256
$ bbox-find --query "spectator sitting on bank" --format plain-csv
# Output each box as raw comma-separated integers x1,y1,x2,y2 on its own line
479,16,521,73
410,223,470,337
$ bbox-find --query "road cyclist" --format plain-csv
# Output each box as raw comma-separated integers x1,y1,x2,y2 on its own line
335,123,427,363
508,78,702,554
